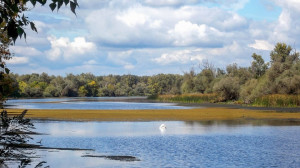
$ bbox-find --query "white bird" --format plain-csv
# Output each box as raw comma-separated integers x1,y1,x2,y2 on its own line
159,124,166,132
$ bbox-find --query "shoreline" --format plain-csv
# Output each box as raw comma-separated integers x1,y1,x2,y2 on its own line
6,107,300,122
5,96,300,112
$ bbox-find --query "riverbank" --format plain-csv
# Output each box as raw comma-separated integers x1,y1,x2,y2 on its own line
6,107,300,122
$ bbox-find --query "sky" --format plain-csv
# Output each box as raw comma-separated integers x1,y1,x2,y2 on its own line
6,0,300,76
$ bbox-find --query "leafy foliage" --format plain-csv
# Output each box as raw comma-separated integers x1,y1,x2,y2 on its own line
0,0,79,43
0,110,48,167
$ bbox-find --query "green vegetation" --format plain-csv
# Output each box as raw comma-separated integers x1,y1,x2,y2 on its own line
253,94,300,107
158,94,218,103
5,43,299,107
2,43,300,107
1,0,78,106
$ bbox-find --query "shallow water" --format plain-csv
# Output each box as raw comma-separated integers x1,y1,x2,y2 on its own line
26,121,300,168
5,97,191,110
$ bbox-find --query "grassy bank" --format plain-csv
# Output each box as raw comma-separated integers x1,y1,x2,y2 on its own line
6,108,300,121
253,94,300,107
155,93,300,108
157,94,218,103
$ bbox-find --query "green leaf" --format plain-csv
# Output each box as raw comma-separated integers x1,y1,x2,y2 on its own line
70,1,76,14
57,0,63,10
17,27,24,38
64,0,69,5
49,3,57,11
5,68,10,74
74,0,78,6
30,0,37,6
37,0,47,5
30,22,37,32
7,21,18,43
11,4,19,13
0,64,4,69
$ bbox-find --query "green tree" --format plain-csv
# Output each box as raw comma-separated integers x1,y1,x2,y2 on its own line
181,69,195,93
270,43,298,64
194,69,215,93
78,86,88,97
251,53,268,78
0,32,13,104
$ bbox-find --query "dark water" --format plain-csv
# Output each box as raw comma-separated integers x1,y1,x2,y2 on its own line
5,97,191,110
28,121,300,168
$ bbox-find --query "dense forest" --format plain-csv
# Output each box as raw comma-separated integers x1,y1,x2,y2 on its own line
3,43,300,105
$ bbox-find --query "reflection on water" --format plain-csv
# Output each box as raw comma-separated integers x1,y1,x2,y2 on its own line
28,120,300,168
5,97,191,110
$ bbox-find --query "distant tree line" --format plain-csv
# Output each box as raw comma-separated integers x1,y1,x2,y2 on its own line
5,43,300,104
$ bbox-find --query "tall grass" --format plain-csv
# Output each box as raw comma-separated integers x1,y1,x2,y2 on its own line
253,94,300,107
157,93,218,103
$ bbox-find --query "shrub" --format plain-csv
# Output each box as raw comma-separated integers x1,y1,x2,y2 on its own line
213,77,240,101
240,79,258,103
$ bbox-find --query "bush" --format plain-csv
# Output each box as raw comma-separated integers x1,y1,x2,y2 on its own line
213,77,240,101
240,79,258,103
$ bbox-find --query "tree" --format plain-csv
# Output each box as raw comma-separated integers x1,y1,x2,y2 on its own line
270,43,297,64
251,53,268,78
181,69,196,93
0,31,13,105
1,0,78,104
194,69,215,93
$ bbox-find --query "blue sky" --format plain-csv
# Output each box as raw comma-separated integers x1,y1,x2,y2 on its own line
7,0,300,76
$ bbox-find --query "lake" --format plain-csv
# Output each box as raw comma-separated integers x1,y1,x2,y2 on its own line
4,98,300,167
5,97,192,110
20,120,300,168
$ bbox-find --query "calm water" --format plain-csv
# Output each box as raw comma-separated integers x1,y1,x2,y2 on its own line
5,97,191,110
26,121,300,168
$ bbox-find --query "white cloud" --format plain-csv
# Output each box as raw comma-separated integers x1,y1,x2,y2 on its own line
219,0,249,11
168,20,223,46
274,0,300,13
6,57,29,65
11,0,300,75
270,0,300,44
107,50,136,69
143,0,198,6
248,40,273,50
46,36,96,62
84,60,98,65
85,5,245,48
11,46,42,56
116,9,148,27
154,49,205,65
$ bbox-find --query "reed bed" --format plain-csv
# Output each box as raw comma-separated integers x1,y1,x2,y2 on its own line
253,94,300,107
158,93,218,103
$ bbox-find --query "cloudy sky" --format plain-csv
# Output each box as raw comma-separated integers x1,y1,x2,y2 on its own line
7,0,300,76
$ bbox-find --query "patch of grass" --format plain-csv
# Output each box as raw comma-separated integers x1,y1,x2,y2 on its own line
253,94,300,107
6,108,300,121
157,93,218,103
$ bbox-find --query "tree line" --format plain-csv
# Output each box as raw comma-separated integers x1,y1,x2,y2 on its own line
4,42,300,104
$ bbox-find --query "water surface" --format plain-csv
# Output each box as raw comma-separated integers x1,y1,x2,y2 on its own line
5,97,191,110
28,121,300,168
